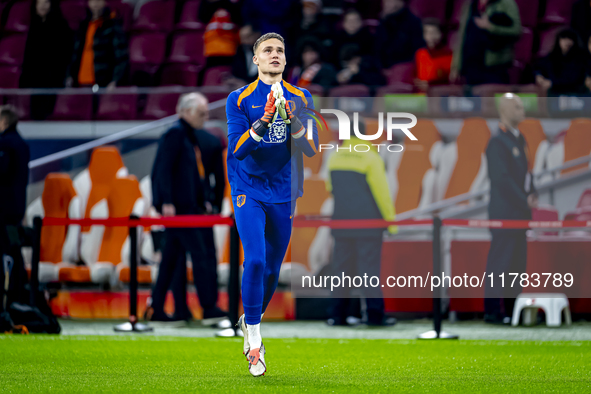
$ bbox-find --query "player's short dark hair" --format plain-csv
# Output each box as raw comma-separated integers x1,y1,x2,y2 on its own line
253,32,285,54
0,105,18,128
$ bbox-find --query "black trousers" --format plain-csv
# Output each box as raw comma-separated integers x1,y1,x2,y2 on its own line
484,229,527,318
328,236,385,325
0,222,28,313
151,228,218,315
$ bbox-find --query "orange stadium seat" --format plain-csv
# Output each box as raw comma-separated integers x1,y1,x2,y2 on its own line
73,147,128,232
437,118,491,201
519,118,549,173
25,173,81,282
393,120,442,213
543,118,591,182
561,119,591,175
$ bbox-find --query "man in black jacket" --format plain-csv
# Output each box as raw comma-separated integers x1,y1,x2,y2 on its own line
374,0,425,69
67,0,128,88
0,105,30,314
484,93,537,324
148,93,227,325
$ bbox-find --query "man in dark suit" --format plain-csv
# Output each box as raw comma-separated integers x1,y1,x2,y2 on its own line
484,93,537,324
0,105,30,314
148,93,227,325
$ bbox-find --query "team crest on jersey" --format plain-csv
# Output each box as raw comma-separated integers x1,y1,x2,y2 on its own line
237,195,246,207
266,121,287,143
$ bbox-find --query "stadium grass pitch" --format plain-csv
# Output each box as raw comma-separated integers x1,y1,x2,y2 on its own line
1,336,590,392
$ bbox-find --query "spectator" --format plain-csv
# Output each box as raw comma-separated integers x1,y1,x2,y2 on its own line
287,38,337,90
20,0,73,120
535,29,588,95
414,18,452,91
296,0,331,47
571,0,591,46
331,9,374,65
325,119,396,327
200,0,241,68
375,0,425,69
336,44,386,87
242,0,300,49
0,105,29,328
451,0,521,85
0,105,29,239
227,25,261,89
67,0,128,89
148,93,227,325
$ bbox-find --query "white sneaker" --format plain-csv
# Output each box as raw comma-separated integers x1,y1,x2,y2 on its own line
237,314,249,356
246,343,266,377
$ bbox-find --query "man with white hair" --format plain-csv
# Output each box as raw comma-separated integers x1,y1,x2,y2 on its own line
484,93,537,325
148,92,227,325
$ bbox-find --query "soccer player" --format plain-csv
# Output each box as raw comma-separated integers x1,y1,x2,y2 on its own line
226,32,318,377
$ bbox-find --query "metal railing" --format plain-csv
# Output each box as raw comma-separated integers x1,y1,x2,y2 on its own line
28,98,227,169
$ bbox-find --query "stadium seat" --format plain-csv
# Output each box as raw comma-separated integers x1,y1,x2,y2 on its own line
328,84,370,97
129,33,167,85
96,93,139,120
562,207,591,237
0,66,20,88
518,118,549,173
531,205,560,236
538,26,569,57
561,119,591,176
73,147,128,233
375,84,415,96
25,173,81,283
175,0,204,31
436,118,491,201
202,66,232,86
383,61,414,85
389,120,443,213
141,92,182,119
577,189,591,209
159,63,200,86
0,35,27,66
514,0,539,27
133,0,175,32
167,32,205,65
471,84,513,116
61,1,87,31
4,1,31,33
48,94,93,120
541,0,578,25
108,1,133,31
408,0,446,21
77,176,147,284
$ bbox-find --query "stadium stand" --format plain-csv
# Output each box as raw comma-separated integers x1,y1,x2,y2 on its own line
436,118,490,201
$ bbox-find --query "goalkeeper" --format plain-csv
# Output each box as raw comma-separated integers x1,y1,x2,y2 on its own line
225,32,318,377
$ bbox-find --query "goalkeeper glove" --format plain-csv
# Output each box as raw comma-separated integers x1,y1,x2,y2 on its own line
252,89,278,137
273,83,305,138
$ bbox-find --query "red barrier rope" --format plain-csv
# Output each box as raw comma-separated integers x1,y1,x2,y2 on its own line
41,215,591,230
442,219,591,229
292,217,433,229
43,214,235,228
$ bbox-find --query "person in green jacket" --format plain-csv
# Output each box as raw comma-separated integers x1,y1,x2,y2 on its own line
325,120,397,327
451,0,521,85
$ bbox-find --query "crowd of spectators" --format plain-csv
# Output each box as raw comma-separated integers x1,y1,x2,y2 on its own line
6,0,591,102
